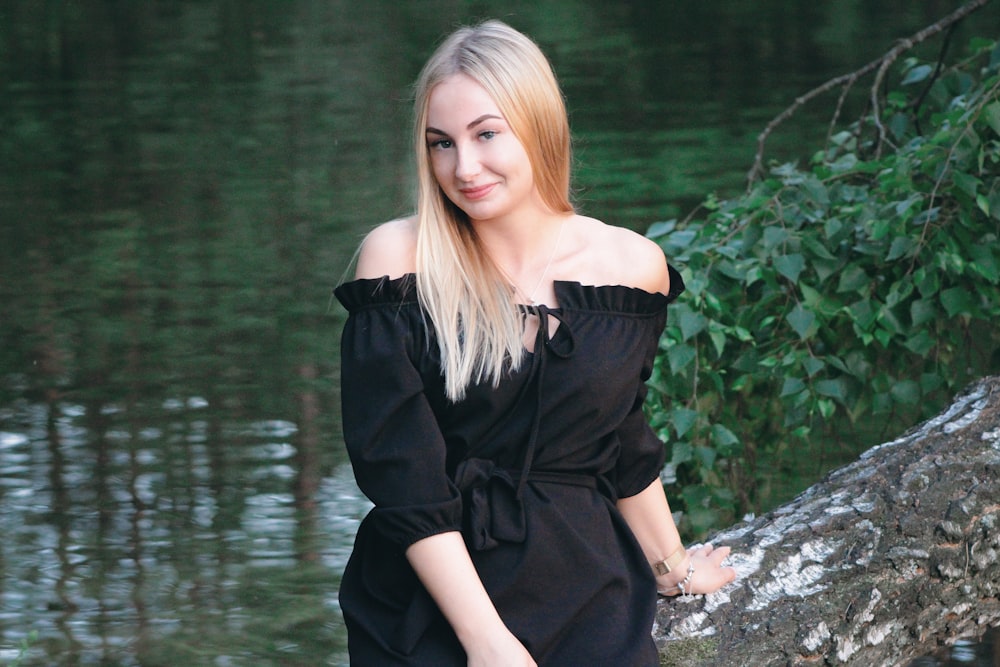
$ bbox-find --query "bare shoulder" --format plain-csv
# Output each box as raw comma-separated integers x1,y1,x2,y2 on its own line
572,216,671,295
354,217,418,280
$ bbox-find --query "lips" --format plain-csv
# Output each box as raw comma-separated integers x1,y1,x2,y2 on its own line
458,183,497,201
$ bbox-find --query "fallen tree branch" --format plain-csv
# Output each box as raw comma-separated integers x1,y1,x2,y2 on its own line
654,376,1000,666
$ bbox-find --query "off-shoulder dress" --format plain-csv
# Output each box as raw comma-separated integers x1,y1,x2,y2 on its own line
334,267,684,666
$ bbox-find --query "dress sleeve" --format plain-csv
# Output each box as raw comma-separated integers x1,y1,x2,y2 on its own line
610,352,668,499
335,276,462,550
611,265,685,498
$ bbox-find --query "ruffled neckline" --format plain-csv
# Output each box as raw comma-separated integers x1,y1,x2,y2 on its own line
334,273,419,311
334,266,684,315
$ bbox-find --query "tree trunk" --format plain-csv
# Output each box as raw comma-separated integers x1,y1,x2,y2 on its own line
655,376,1000,666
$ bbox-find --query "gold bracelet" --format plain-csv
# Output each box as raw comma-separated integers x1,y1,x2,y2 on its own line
651,545,687,577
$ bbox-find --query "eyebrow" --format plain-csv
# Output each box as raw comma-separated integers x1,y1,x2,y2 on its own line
425,114,504,136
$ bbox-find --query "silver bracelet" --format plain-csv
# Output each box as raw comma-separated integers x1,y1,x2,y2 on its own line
675,563,695,596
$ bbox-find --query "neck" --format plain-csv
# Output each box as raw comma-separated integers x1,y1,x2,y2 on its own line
475,213,569,305
472,211,567,273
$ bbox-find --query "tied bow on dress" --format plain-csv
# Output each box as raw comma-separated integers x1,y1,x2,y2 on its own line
454,304,594,552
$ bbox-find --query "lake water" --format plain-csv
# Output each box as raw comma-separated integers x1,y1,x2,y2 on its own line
1,1,997,664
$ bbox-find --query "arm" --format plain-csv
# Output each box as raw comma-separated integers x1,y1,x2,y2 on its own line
343,223,535,665
609,236,734,593
617,479,736,595
406,533,536,666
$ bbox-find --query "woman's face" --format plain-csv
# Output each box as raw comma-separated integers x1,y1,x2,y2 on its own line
425,74,543,225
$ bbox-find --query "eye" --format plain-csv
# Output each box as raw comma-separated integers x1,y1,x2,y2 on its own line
429,138,453,150
479,130,497,141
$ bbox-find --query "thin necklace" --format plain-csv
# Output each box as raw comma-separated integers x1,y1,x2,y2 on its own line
520,217,566,305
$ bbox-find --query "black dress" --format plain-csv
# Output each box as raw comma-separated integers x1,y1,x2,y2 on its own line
334,267,684,666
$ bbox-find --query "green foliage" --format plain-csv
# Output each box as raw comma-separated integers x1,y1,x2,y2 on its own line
647,37,1000,539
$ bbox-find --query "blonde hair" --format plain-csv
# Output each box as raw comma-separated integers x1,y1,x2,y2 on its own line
413,20,573,401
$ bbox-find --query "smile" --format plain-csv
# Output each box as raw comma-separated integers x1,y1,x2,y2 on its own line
458,183,497,200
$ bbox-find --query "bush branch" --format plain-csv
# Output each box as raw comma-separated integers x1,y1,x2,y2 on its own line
746,0,992,187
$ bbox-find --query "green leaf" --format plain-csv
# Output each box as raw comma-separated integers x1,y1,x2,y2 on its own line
715,259,745,281
921,372,943,394
677,307,707,340
646,220,676,238
977,193,991,217
877,304,904,335
886,236,915,261
786,304,816,339
902,64,933,85
915,266,940,298
871,219,891,241
939,287,975,317
828,153,858,173
825,356,849,374
910,298,936,327
824,217,844,240
711,424,741,451
890,380,921,405
709,329,727,358
801,234,837,260
990,191,1000,222
952,171,981,198
802,356,825,377
781,376,806,397
873,327,893,348
983,101,1000,137
811,257,840,283
895,194,923,219
837,265,869,293
969,244,999,283
885,280,914,308
848,298,878,331
904,330,934,356
843,352,871,380
742,222,763,250
774,253,806,282
889,113,910,141
815,378,846,402
802,176,829,205
763,226,790,249
670,408,699,438
694,445,717,471
671,442,693,465
668,343,697,373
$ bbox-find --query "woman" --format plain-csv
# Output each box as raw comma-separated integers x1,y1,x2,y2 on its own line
335,20,736,666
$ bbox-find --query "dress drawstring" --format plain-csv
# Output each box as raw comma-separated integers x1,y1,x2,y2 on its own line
515,304,576,500
454,304,580,552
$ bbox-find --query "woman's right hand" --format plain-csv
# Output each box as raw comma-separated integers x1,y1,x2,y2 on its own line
466,629,537,667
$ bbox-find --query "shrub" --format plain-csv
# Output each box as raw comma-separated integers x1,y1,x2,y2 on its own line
647,37,1000,539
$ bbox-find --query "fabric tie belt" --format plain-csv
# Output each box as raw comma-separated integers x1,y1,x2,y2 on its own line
453,304,585,552
454,457,598,552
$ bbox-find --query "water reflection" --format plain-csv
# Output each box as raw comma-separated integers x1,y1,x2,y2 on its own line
909,628,1000,667
1,395,367,665
1,1,996,664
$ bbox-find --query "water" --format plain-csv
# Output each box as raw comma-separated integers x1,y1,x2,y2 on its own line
1,1,996,664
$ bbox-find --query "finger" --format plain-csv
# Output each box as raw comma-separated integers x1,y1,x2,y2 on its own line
709,546,731,563
689,543,713,557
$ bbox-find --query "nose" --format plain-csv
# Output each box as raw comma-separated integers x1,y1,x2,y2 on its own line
454,144,480,182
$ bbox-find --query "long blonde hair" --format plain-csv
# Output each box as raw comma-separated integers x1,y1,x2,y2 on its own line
413,20,573,401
